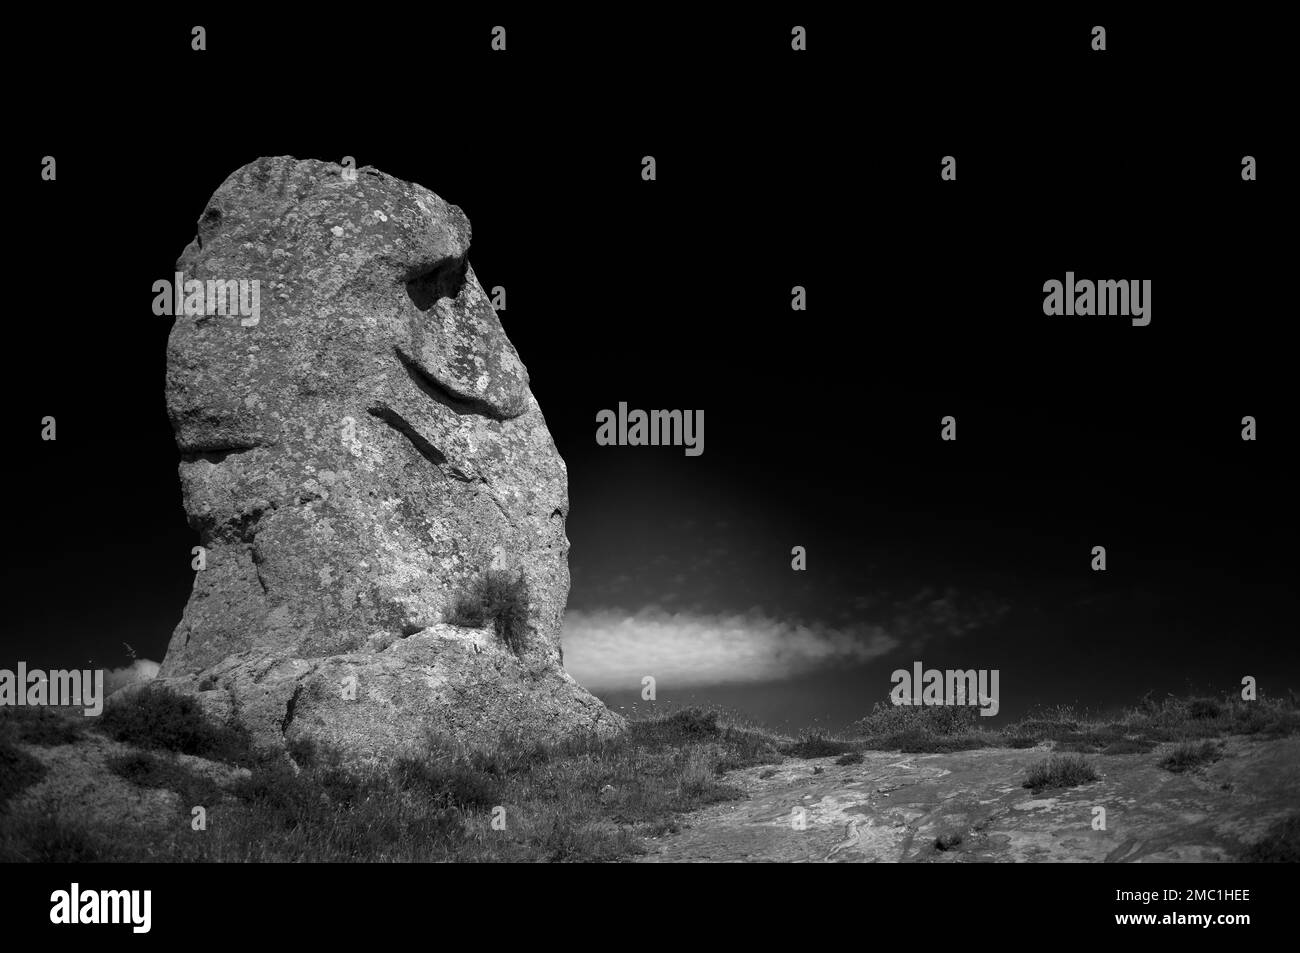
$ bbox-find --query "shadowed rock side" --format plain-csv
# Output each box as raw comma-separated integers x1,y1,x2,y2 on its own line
154,156,622,761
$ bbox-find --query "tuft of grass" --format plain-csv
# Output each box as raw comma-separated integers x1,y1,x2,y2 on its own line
1241,815,1300,863
95,685,252,765
444,569,532,655
1024,754,1099,793
835,751,864,766
1160,740,1221,773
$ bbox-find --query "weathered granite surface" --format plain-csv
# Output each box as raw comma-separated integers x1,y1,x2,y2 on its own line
153,156,621,761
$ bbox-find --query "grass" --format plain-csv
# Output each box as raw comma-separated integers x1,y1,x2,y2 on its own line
1,702,780,863
95,684,252,765
0,735,47,809
106,750,226,811
0,708,76,811
1023,754,1099,793
850,701,1003,753
1102,737,1158,754
842,692,1300,755
1241,814,1300,863
701,691,1298,770
4,687,1296,862
444,569,532,655
780,691,1286,773
855,701,980,737
1110,694,1298,742
1160,740,1222,773
1188,698,1223,720
0,806,111,862
783,731,854,759
634,708,782,773
0,706,86,746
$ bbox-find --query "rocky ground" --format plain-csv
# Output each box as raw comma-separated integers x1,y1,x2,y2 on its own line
637,736,1300,863
4,698,1297,862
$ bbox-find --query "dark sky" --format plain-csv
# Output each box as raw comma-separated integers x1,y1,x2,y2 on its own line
7,14,1294,730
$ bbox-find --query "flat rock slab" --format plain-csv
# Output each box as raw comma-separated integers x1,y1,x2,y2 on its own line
636,736,1300,863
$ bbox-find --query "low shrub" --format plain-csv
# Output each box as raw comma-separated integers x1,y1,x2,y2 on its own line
95,686,251,765
106,750,225,810
0,707,85,746
784,731,854,759
1160,740,1221,773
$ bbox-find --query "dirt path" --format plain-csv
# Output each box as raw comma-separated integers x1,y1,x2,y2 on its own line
636,736,1300,862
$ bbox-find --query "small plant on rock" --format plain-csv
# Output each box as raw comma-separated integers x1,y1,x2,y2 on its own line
444,569,532,656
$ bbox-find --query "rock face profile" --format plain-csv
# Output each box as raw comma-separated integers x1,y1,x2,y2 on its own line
154,156,622,761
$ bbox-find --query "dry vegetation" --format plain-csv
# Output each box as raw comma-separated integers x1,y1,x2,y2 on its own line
1,687,1296,862
443,569,532,656
0,690,780,862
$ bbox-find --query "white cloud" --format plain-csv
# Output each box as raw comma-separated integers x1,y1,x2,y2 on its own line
562,607,899,691
104,658,160,695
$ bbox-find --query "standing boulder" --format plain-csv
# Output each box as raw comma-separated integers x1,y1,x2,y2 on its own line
154,156,622,762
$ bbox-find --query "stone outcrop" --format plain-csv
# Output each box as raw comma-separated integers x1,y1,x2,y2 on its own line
152,156,622,761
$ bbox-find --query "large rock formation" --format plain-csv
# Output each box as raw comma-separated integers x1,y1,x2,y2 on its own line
153,156,621,762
